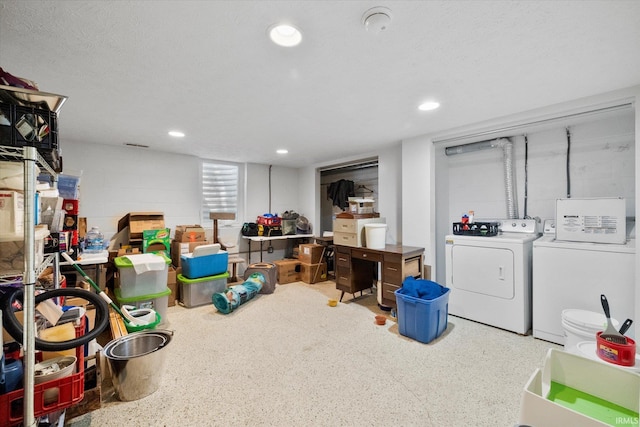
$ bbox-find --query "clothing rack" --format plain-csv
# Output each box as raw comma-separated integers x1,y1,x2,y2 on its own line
355,184,375,195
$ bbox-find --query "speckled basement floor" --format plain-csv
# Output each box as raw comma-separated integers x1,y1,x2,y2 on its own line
66,280,560,427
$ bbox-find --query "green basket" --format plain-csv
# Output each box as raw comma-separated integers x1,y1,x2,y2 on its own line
124,311,162,333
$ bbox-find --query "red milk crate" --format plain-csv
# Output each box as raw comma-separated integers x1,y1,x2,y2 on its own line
0,319,86,426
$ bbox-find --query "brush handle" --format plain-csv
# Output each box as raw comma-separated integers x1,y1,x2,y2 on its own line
619,319,633,335
601,294,611,319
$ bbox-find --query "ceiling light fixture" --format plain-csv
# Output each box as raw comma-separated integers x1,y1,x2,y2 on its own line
269,24,302,47
276,149,289,154
418,101,441,111
362,7,392,34
168,130,185,137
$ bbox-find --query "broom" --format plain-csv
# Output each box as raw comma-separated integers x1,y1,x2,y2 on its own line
61,252,142,325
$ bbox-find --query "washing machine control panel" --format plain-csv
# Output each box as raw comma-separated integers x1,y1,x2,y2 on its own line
497,218,540,234
542,219,556,235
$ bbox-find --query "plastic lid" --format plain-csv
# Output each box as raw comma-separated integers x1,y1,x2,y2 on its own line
177,272,229,284
114,286,171,303
114,252,171,268
562,309,619,330
364,223,387,228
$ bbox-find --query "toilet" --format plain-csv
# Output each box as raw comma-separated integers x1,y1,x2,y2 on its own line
562,309,618,353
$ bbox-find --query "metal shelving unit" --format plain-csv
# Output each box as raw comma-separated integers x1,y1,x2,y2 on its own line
1,86,67,427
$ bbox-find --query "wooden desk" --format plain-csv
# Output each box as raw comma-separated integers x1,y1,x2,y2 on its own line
334,244,424,308
242,234,314,263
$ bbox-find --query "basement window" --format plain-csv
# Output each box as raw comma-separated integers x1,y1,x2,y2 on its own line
200,160,243,227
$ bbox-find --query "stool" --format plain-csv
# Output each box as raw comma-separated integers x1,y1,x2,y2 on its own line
228,256,245,283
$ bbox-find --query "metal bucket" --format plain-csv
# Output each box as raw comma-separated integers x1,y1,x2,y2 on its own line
103,330,173,401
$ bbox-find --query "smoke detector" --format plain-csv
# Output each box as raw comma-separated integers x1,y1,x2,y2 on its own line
362,7,392,34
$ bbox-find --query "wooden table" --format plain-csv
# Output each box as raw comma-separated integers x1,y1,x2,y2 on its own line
242,234,314,263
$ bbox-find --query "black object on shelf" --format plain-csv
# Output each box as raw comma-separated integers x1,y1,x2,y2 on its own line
452,222,499,236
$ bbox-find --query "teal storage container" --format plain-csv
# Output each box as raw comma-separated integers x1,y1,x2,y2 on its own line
180,250,228,279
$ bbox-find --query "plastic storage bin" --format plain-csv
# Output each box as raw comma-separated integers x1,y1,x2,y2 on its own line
395,284,450,344
0,226,49,275
114,252,171,299
114,287,171,326
178,272,229,307
180,250,228,279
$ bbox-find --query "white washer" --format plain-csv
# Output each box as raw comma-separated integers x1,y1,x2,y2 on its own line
445,219,540,335
532,222,635,345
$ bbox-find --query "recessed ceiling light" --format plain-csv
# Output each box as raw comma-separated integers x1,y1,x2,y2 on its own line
276,149,289,154
418,101,440,111
269,24,302,47
168,130,185,137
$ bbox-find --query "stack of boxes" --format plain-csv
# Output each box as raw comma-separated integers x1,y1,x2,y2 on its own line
177,244,229,307
170,225,209,268
298,243,327,284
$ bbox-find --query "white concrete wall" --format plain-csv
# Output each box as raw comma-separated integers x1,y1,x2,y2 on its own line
61,143,300,265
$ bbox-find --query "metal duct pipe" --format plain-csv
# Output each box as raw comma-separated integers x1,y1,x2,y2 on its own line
496,138,518,219
444,139,499,156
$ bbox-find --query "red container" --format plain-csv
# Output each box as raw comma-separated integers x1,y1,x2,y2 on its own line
0,320,85,426
257,215,281,226
595,331,636,367
62,199,79,214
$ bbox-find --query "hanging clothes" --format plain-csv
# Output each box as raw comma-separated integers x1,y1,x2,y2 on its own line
327,179,355,209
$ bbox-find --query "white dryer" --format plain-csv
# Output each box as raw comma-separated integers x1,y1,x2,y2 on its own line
532,221,635,345
445,219,540,334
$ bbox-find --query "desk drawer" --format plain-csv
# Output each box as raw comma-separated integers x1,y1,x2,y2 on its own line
336,252,351,268
383,261,402,284
382,282,401,307
333,218,357,233
333,232,358,247
351,249,383,262
335,266,351,287
405,256,422,278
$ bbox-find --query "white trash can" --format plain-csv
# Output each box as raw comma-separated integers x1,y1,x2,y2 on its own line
364,223,387,249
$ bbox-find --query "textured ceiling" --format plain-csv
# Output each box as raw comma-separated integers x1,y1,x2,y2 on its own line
1,0,639,167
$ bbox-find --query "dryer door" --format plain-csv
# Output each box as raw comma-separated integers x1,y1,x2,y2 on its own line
449,244,515,299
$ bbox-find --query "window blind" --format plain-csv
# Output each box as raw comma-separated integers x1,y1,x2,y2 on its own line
201,161,239,225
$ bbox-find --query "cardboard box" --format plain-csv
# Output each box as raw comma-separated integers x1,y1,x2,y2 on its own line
273,259,301,284
167,266,177,306
300,262,327,284
298,244,325,265
117,212,165,240
519,349,640,426
170,239,210,268
0,191,24,235
143,228,171,254
174,225,206,242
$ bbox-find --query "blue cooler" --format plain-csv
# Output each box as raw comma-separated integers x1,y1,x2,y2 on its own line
181,248,228,279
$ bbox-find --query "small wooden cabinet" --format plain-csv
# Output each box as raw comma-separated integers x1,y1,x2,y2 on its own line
334,244,424,308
